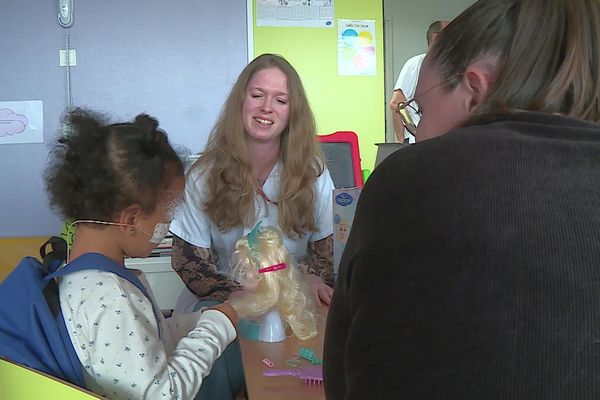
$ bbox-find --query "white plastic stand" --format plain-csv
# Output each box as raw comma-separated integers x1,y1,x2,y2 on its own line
257,309,286,342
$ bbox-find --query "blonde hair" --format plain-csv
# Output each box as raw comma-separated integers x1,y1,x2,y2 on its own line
228,226,317,340
193,53,324,237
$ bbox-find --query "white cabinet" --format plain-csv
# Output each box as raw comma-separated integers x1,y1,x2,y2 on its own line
124,257,185,311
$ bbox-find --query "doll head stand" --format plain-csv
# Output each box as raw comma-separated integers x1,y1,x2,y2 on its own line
257,309,286,342
229,223,317,342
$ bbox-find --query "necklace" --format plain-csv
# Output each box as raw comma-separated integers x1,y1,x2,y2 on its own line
256,181,279,206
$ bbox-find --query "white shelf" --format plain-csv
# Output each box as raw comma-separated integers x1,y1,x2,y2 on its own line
125,256,186,311
125,256,173,271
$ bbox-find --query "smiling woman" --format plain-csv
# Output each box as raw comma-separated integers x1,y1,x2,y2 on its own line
170,53,336,306
242,67,291,145
168,54,336,400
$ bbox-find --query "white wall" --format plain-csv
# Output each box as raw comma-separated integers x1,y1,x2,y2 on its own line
383,0,475,141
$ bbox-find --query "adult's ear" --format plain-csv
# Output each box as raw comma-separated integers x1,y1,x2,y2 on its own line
117,204,142,234
462,62,495,112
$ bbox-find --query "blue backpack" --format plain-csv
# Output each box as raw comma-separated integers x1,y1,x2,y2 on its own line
0,237,160,388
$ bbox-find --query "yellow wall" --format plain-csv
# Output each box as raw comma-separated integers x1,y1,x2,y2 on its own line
252,1,385,171
0,237,45,282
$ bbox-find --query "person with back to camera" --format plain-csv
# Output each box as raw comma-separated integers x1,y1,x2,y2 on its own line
325,0,600,399
44,109,240,400
389,20,448,143
169,53,335,397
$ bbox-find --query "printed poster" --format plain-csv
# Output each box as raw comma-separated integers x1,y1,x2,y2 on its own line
256,0,334,28
338,19,376,76
0,100,43,145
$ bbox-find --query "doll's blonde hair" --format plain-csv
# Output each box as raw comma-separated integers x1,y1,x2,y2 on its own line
229,226,317,340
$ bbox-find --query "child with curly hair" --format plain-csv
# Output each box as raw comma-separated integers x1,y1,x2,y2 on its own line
45,109,238,400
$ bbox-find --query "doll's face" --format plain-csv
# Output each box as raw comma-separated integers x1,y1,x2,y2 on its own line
337,221,349,243
239,262,260,291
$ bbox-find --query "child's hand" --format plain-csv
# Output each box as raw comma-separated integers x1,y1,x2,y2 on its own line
209,301,238,327
227,288,249,303
305,274,334,306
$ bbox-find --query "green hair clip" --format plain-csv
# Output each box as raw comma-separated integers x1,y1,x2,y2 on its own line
60,220,77,249
247,221,262,252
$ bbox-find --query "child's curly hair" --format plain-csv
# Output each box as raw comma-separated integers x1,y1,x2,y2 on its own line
45,108,184,221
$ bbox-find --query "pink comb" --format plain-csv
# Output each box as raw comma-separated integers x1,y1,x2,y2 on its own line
262,365,323,385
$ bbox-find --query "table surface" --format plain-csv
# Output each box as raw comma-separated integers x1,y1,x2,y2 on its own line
239,307,328,400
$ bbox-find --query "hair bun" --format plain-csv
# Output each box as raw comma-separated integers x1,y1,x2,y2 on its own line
67,108,104,137
133,113,159,134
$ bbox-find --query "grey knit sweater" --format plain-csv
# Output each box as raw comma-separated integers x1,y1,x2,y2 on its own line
324,112,600,399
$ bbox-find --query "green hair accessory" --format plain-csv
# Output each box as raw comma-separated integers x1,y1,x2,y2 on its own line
60,220,76,249
247,221,262,252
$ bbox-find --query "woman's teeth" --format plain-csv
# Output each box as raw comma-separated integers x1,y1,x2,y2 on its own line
254,117,273,125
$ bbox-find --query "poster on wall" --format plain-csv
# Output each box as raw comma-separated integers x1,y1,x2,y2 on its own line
338,19,376,76
256,0,334,28
0,100,43,145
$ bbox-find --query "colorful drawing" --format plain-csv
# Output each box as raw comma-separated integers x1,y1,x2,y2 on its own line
0,108,28,137
0,101,43,145
338,19,376,76
342,29,358,47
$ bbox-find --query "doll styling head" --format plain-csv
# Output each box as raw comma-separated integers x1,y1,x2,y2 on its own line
229,224,318,341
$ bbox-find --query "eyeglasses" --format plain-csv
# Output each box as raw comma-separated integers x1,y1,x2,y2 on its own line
395,73,463,137
396,99,421,136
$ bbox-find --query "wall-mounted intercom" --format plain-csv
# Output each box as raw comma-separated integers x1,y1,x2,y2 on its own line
58,0,74,28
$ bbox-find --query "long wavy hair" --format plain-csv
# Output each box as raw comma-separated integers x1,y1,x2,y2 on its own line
193,53,324,237
428,0,600,122
228,226,317,340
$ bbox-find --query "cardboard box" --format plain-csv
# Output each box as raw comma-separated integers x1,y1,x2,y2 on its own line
332,187,362,278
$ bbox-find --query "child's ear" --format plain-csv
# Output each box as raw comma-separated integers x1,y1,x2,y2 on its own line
118,205,142,233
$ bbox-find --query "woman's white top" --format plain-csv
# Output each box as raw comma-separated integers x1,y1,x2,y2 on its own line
170,160,335,272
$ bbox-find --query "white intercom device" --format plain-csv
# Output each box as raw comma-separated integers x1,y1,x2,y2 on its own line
58,0,74,28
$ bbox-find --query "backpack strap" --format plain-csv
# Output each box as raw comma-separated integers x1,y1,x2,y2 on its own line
40,236,69,317
40,236,68,273
47,253,163,338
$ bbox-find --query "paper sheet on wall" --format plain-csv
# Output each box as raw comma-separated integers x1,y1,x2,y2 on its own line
256,0,334,28
338,19,376,76
0,101,43,145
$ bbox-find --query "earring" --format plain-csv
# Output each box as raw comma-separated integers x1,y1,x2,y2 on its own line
130,228,135,235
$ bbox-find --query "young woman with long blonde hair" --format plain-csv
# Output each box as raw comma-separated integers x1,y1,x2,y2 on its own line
169,54,335,400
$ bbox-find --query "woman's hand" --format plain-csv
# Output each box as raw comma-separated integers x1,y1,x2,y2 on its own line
305,273,334,306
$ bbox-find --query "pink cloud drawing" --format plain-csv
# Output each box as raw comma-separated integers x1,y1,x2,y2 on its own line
0,108,28,137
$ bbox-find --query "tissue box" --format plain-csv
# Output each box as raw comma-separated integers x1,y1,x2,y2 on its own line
332,187,362,277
